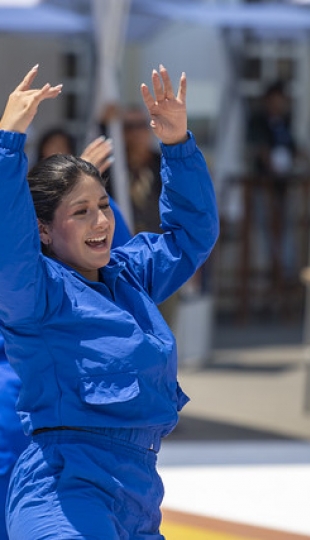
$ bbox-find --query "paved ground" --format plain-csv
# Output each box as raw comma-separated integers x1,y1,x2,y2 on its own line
170,317,310,442
158,316,310,539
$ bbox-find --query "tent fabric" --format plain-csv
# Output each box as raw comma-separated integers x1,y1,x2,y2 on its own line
2,2,310,37
130,1,310,32
0,5,91,33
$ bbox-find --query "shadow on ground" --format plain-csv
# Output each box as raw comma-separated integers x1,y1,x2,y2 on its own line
166,414,301,442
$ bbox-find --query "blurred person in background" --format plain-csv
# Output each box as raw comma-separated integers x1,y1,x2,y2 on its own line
246,80,308,294
36,126,76,161
248,80,296,178
122,106,162,235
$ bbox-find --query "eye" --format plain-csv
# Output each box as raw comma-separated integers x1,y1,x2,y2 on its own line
73,208,87,216
99,203,111,211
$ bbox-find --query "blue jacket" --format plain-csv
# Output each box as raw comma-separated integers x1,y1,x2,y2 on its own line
0,337,27,475
0,130,219,440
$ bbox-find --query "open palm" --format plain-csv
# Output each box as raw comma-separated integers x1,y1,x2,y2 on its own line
140,65,188,145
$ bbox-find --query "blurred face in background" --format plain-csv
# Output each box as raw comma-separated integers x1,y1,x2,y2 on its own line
41,133,73,159
123,109,152,168
265,91,289,120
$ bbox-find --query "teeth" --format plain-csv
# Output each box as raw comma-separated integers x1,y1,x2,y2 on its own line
86,236,106,243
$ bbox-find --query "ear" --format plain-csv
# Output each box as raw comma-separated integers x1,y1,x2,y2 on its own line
38,219,52,246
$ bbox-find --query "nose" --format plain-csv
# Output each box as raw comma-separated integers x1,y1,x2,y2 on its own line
93,208,110,229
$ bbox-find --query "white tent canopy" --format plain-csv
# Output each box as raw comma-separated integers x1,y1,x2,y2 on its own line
2,1,310,37
0,4,91,34
130,0,310,34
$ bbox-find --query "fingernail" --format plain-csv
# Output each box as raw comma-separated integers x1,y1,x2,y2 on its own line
100,135,106,142
159,64,165,70
32,64,39,70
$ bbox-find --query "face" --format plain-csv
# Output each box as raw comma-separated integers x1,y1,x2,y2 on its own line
41,134,73,158
123,110,150,151
266,93,288,118
40,174,115,281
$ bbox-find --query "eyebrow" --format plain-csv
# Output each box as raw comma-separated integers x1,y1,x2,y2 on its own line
69,194,108,207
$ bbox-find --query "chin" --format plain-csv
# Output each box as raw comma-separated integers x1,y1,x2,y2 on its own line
99,254,111,267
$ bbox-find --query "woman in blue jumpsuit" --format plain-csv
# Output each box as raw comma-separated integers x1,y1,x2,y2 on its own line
0,65,219,539
0,134,132,540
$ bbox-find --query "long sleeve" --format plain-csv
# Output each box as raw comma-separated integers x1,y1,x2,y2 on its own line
116,132,219,304
0,131,44,325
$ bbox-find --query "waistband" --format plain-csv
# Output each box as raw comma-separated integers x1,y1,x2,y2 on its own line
32,425,162,453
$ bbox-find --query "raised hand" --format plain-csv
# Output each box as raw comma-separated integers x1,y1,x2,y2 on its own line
80,136,114,175
140,65,187,145
0,65,62,134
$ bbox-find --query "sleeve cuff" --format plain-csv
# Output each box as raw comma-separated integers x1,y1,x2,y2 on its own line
0,130,27,152
160,131,197,160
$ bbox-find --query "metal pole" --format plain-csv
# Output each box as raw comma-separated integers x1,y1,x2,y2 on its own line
90,0,134,231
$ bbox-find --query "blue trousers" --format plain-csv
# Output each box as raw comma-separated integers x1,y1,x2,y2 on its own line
6,428,165,539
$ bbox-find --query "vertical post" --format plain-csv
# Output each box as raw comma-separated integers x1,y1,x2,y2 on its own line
90,0,134,231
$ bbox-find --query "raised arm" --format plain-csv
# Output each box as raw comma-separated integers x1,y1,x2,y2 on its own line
0,66,62,325
120,66,219,303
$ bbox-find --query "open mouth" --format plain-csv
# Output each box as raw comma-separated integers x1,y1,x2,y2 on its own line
85,235,108,249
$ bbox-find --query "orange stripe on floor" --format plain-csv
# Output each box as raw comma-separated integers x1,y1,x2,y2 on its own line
161,509,310,540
